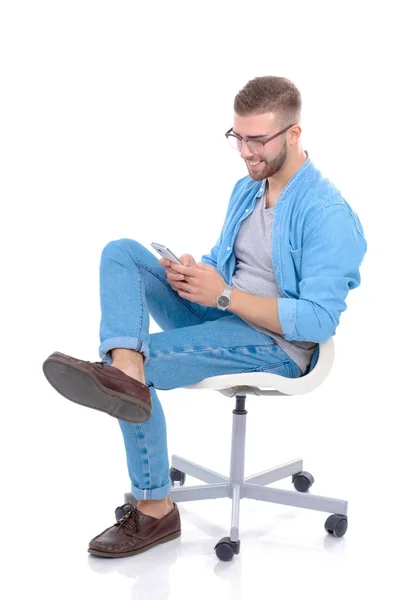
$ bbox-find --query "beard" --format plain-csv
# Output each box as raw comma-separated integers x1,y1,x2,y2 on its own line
246,141,288,181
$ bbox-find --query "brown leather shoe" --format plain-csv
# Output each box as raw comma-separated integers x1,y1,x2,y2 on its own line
42,352,152,423
88,503,181,558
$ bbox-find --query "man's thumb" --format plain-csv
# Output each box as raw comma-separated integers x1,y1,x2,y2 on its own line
180,254,196,266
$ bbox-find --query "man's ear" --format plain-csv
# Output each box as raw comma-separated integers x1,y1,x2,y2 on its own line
289,124,302,145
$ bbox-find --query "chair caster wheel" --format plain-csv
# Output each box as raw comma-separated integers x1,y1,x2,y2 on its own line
325,514,348,538
292,470,314,492
214,537,240,561
115,503,134,521
170,467,186,487
123,492,138,508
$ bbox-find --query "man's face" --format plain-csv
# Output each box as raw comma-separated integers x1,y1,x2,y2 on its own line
232,112,288,181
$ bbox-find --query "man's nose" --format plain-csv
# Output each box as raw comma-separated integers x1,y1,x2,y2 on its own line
239,140,253,159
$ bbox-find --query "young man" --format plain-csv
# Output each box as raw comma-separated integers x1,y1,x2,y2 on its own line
42,76,367,557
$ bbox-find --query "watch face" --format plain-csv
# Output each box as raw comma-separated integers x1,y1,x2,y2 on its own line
218,295,230,308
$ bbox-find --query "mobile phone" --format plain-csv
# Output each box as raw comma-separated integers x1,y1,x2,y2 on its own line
150,242,183,265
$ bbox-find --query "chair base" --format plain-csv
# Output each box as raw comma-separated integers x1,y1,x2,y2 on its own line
124,393,348,551
125,456,347,543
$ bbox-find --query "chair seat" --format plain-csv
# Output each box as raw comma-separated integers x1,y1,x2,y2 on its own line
185,338,334,396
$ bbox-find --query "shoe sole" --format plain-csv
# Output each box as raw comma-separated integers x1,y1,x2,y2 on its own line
43,356,151,423
87,529,181,558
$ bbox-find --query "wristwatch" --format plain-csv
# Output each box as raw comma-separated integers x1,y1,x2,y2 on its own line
217,285,233,311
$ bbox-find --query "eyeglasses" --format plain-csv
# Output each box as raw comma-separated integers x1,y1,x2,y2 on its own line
225,122,296,154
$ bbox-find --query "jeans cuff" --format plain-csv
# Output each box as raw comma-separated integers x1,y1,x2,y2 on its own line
131,479,172,500
99,336,150,365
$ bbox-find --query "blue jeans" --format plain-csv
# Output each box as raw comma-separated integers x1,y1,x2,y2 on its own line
99,239,302,500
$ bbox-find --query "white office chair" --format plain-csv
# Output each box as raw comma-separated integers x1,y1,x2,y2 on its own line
122,338,348,561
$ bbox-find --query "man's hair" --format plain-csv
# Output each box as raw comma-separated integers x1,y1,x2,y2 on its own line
234,76,301,127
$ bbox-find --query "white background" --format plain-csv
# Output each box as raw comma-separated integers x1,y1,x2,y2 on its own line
0,1,398,599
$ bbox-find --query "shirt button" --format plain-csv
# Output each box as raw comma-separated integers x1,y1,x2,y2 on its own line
245,209,249,212
227,246,231,251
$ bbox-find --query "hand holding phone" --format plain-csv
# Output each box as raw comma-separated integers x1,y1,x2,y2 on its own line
151,244,197,292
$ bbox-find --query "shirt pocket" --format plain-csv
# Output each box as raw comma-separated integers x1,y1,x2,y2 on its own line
289,245,303,281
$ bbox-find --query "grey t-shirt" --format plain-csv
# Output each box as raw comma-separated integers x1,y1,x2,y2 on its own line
231,194,316,374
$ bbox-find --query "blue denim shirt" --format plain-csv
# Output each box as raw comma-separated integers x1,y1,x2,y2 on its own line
201,155,367,344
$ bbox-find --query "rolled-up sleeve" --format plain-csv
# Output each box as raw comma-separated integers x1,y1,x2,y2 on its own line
278,203,367,343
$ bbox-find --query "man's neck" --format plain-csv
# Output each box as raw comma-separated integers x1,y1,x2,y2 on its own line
267,149,308,202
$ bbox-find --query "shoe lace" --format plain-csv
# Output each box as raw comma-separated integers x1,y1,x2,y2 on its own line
115,505,141,535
